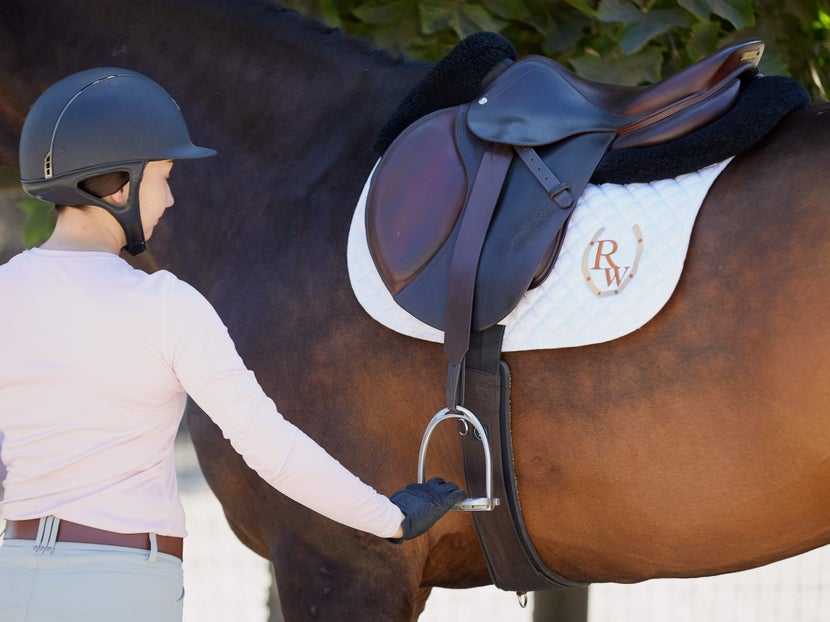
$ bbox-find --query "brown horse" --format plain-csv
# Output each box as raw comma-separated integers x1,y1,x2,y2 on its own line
0,1,828,620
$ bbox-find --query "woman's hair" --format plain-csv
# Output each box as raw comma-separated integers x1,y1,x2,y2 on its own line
55,171,130,212
79,171,130,198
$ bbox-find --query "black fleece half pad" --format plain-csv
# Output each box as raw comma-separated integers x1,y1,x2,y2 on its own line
374,33,811,184
593,74,811,183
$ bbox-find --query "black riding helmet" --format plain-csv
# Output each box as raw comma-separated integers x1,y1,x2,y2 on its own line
19,67,216,255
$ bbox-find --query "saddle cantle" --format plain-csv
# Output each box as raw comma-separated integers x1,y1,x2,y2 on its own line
366,39,763,343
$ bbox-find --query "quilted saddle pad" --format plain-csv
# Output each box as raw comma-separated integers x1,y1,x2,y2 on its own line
348,157,732,351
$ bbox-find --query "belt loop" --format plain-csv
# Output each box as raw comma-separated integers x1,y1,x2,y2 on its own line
33,516,47,550
148,532,158,564
34,516,60,554
44,517,60,553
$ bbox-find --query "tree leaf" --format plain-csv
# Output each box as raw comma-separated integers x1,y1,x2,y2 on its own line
455,4,509,35
352,0,421,48
353,0,417,24
480,0,530,21
418,0,451,33
561,0,598,18
619,9,695,54
677,0,755,29
686,18,721,58
758,50,791,78
597,0,645,24
318,0,345,27
418,1,508,37
568,46,664,84
537,9,594,54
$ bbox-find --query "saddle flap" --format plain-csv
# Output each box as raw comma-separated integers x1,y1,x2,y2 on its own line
466,56,630,146
366,107,467,296
386,129,615,333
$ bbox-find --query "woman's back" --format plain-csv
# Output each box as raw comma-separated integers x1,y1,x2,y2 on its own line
0,248,187,535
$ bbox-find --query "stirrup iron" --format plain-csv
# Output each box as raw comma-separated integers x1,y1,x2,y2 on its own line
417,405,500,511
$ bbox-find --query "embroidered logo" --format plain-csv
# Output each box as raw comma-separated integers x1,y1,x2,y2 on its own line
581,225,644,297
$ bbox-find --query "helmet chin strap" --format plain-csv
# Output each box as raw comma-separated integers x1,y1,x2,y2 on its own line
75,160,148,255
119,168,147,256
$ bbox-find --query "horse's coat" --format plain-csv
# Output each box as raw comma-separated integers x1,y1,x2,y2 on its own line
0,2,828,620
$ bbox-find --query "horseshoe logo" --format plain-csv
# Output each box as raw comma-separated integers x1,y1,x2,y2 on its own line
581,225,644,297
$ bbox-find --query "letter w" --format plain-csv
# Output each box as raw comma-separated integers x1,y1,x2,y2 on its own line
592,239,630,287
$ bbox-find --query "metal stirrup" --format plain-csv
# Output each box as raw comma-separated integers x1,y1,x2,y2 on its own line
417,405,500,511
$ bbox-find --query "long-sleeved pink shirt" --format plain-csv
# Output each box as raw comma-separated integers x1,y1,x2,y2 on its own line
0,248,402,538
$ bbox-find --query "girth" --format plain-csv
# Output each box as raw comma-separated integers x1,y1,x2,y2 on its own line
462,326,586,590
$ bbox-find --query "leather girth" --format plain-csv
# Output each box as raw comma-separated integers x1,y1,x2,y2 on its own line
461,325,587,591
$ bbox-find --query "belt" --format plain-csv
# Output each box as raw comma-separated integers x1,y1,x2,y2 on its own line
4,518,183,560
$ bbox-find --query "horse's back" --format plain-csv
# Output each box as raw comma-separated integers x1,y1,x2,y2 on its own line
509,103,830,583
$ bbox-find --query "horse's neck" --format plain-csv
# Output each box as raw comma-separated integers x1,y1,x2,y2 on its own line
0,0,426,276
4,0,420,137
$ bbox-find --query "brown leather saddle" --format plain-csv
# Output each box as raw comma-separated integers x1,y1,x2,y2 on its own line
366,39,763,406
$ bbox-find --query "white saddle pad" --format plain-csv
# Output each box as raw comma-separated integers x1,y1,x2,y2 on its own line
348,158,732,351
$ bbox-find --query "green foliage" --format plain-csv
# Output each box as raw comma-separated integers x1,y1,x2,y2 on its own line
281,0,829,100
1,165,54,250
18,196,55,247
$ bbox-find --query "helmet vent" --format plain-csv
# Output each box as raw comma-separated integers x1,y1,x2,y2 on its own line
43,152,53,179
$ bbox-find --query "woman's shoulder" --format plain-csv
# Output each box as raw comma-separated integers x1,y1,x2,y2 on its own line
136,267,203,300
0,248,42,282
145,269,219,316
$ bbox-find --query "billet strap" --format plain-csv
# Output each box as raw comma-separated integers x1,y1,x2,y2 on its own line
513,145,573,209
462,326,587,591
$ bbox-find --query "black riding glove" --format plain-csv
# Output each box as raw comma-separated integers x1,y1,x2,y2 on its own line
388,477,467,543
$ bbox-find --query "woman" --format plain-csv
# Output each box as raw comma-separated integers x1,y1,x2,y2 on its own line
0,68,464,622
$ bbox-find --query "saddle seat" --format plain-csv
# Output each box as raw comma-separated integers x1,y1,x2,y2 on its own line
467,40,764,150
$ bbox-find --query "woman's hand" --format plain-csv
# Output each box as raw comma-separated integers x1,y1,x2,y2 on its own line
387,478,466,543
